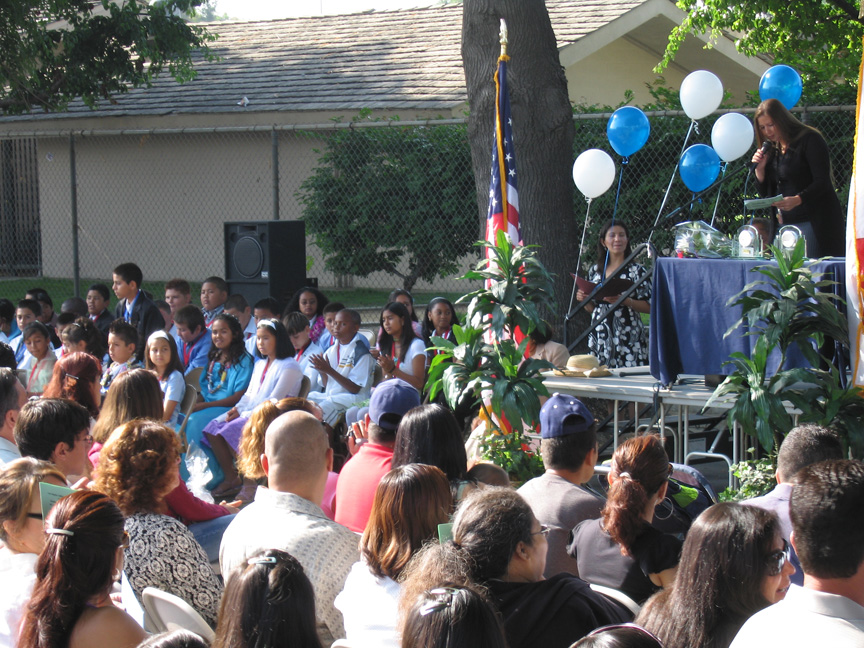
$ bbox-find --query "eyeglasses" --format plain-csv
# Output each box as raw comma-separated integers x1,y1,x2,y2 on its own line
531,524,550,537
765,538,791,576
26,512,43,520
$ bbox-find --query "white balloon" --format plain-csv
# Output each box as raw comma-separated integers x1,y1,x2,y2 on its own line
680,70,724,120
572,149,616,199
711,112,755,162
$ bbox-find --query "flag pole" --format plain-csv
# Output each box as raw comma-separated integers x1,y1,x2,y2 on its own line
500,18,508,57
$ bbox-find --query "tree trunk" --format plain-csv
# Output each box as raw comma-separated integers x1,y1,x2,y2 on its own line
462,0,580,343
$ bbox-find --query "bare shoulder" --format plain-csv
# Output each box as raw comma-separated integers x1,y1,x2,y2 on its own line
69,605,148,648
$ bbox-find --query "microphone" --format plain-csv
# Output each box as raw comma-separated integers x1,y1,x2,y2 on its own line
748,140,773,169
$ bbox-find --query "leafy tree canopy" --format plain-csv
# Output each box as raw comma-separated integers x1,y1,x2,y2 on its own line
297,117,478,292
659,0,864,103
0,0,215,115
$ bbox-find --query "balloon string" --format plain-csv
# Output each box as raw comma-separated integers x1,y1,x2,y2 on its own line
709,161,728,228
647,120,696,250
569,198,594,317
602,155,629,280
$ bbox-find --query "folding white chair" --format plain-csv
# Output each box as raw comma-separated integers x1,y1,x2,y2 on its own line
141,587,215,641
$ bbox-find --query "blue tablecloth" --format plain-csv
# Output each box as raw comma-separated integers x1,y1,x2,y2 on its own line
649,257,846,386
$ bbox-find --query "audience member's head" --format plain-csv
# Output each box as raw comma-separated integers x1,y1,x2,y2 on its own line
0,343,15,369
164,279,192,315
263,411,332,500
539,393,598,477
42,352,102,418
466,462,511,488
25,288,54,324
155,299,172,330
571,624,663,648
92,368,163,444
393,404,468,483
790,459,864,580
212,549,322,648
362,464,452,581
401,584,508,648
0,299,15,333
174,304,207,344
0,367,26,436
776,424,844,483
201,276,229,312
60,297,88,318
367,379,421,445
422,297,460,340
637,502,790,648
138,630,209,648
22,321,51,361
145,330,185,379
16,299,41,332
14,398,91,478
18,491,128,648
95,419,181,515
86,283,111,316
224,294,252,328
237,398,323,480
253,297,280,323
112,262,144,300
333,309,360,345
0,457,67,553
107,319,139,365
286,287,329,321
60,317,104,359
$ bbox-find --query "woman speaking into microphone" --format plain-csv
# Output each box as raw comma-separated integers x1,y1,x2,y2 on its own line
750,98,845,257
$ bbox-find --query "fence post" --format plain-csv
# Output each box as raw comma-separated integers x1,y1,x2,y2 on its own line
272,127,280,220
69,133,80,297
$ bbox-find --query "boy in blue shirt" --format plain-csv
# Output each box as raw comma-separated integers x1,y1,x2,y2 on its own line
174,305,212,375
102,320,141,395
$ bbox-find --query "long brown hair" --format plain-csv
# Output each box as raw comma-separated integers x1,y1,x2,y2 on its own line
92,368,163,443
18,491,125,648
361,464,452,580
42,351,102,418
753,98,822,148
602,434,670,556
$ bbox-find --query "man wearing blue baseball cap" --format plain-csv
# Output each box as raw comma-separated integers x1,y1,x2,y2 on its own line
518,393,603,578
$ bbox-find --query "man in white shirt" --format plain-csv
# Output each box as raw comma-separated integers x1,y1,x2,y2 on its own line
731,460,864,648
0,368,26,465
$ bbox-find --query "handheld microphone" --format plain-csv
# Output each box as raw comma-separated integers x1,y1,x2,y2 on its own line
747,140,772,169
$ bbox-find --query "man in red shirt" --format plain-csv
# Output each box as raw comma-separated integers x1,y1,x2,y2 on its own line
334,379,420,533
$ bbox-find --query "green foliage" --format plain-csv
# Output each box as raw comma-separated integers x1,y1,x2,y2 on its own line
297,118,478,292
660,0,862,101
719,449,777,501
426,232,556,479
706,239,864,456
0,0,216,114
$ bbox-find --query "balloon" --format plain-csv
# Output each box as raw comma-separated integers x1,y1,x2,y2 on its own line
572,149,616,199
711,112,755,162
759,65,803,109
606,106,651,157
679,70,724,120
678,144,721,192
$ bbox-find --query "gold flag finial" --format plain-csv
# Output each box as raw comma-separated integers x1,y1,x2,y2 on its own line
499,19,508,57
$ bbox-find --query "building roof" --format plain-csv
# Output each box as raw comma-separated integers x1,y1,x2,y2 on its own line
1,0,647,123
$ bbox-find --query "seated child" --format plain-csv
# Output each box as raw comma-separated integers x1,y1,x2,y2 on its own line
200,276,229,327
60,317,105,361
145,330,186,428
53,312,79,359
316,301,344,349
307,309,375,426
12,299,43,367
202,318,303,497
164,278,193,336
174,305,212,375
101,319,142,395
0,298,14,344
86,283,113,347
155,299,172,332
25,288,59,331
224,294,257,356
284,286,329,345
20,321,56,396
283,311,324,390
252,297,280,324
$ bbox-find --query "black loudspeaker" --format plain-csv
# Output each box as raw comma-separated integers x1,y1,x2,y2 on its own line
224,221,307,308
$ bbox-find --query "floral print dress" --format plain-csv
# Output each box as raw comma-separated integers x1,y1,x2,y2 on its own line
587,263,651,368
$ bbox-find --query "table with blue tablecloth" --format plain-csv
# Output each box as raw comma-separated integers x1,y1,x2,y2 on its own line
649,257,846,386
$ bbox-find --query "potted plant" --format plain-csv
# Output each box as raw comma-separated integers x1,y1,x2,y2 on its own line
426,231,557,482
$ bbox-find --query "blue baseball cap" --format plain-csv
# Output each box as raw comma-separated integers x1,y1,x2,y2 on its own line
369,379,420,431
540,393,595,439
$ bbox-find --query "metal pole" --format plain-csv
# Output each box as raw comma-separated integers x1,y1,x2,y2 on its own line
271,127,280,220
69,134,80,297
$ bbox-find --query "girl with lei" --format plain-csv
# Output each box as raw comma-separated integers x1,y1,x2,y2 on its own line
284,286,329,345
183,313,253,487
372,301,426,391
202,319,304,498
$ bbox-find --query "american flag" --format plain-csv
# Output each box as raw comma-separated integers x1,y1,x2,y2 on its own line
846,40,864,386
485,54,522,254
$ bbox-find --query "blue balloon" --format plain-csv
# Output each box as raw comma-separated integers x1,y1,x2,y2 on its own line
678,144,721,192
606,107,650,157
759,65,803,109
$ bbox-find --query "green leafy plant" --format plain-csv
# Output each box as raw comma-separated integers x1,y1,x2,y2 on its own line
718,449,777,502
706,239,864,457
426,231,556,482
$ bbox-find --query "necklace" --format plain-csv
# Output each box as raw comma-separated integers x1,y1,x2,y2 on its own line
206,355,231,395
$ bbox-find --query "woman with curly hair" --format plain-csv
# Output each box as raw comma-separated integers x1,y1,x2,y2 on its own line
567,435,681,604
41,352,102,420
17,490,147,648
94,419,223,625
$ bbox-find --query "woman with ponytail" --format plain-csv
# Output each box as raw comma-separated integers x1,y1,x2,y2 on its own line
42,352,103,420
17,490,147,648
568,435,681,604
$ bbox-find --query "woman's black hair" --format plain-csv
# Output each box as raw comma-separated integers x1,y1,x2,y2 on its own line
61,317,105,359
254,318,294,360
212,549,322,648
207,312,249,366
378,301,418,364
422,297,461,342
393,404,469,484
594,220,634,273
284,287,329,319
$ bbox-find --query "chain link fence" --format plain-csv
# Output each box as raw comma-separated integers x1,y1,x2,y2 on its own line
0,105,855,315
